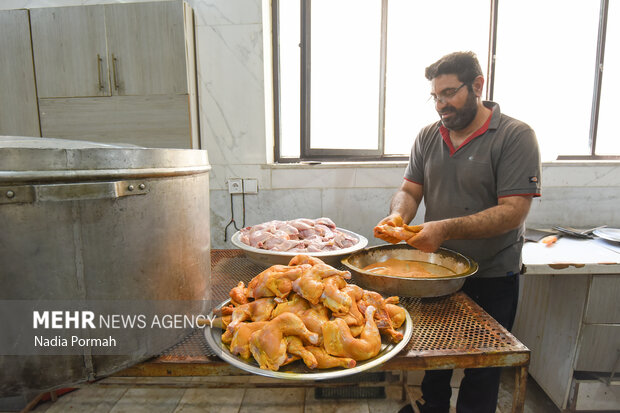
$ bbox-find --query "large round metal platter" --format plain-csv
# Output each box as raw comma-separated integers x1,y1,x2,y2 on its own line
594,228,620,243
204,298,412,380
231,228,368,267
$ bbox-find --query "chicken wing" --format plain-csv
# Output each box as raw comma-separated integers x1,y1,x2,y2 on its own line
320,275,352,315
230,281,249,306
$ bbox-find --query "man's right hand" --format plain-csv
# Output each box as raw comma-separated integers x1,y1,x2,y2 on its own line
374,214,404,244
377,213,403,228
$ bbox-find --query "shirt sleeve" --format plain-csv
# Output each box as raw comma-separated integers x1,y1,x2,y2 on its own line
496,123,542,198
404,129,425,185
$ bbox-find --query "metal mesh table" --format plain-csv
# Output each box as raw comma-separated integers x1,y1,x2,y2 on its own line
114,249,530,412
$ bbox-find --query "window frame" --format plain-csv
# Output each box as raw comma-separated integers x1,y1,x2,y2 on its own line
273,0,619,163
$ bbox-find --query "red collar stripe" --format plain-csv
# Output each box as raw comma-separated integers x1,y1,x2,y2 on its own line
439,111,493,156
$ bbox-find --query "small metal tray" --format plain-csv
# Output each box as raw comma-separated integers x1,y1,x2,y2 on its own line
204,298,413,381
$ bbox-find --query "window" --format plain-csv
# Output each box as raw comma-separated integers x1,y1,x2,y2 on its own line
273,0,620,162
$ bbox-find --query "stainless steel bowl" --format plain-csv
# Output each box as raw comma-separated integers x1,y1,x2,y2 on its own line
341,244,478,297
231,228,368,267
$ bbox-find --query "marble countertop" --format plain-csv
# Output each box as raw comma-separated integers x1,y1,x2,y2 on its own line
523,236,620,274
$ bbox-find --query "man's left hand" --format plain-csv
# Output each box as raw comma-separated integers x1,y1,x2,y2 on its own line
406,220,448,253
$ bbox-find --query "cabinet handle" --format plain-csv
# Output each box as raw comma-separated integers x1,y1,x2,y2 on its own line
97,54,104,91
112,53,120,90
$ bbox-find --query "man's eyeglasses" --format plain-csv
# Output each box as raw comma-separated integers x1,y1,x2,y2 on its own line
429,83,467,104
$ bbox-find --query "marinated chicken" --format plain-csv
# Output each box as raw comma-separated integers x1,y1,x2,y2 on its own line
239,218,358,252
374,215,422,244
213,255,408,371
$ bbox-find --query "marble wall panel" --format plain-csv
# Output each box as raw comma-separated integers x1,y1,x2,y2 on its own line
210,188,323,249
526,186,620,228
187,0,261,27
270,164,408,189
271,167,357,189
208,164,270,191
195,23,266,166
542,164,620,187
353,165,408,187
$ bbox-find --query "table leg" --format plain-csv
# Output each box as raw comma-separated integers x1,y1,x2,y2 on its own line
511,366,528,413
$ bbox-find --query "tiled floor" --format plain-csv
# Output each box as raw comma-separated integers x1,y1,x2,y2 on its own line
3,368,560,413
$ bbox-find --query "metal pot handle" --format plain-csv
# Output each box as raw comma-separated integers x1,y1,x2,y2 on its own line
1,181,148,204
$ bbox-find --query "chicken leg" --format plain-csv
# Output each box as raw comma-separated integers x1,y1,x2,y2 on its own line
229,321,268,359
249,312,319,371
322,305,382,361
305,345,356,369
286,336,318,369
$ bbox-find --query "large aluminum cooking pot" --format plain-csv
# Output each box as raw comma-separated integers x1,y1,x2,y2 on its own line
0,136,211,398
342,244,478,297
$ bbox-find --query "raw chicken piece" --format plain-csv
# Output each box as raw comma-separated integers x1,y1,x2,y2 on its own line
249,312,319,371
314,224,335,239
246,264,309,298
292,271,324,305
230,281,249,306
275,223,300,238
305,346,356,369
272,293,310,318
288,219,314,231
288,255,325,266
336,284,365,326
269,239,304,252
299,304,330,341
227,297,276,331
229,321,268,359
358,290,403,343
322,306,382,361
320,275,352,315
374,216,422,244
314,217,336,229
286,336,318,369
386,303,407,329
292,263,351,305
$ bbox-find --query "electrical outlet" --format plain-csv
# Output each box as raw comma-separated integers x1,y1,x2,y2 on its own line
243,178,258,194
227,178,243,194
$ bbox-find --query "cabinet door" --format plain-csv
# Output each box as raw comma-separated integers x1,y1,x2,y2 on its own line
104,1,187,96
30,6,109,98
39,95,191,148
0,10,40,136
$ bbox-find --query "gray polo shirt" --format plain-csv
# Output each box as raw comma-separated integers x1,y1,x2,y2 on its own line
404,101,541,278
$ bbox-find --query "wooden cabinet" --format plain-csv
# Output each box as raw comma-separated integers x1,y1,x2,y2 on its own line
104,2,187,96
0,10,40,137
30,2,187,98
29,0,192,149
30,6,108,98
